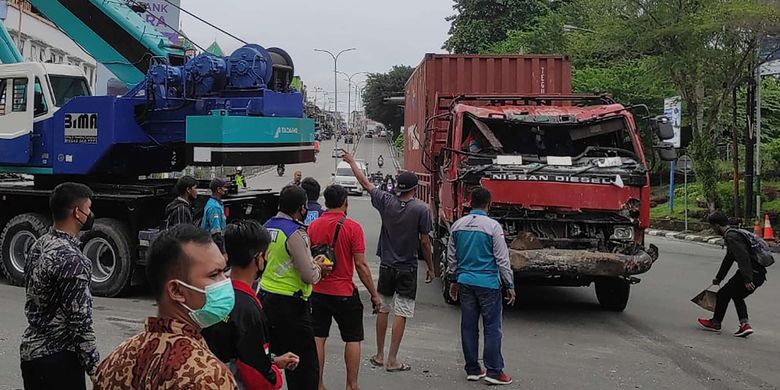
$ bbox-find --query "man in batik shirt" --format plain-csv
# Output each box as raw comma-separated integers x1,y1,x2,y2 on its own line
93,225,238,389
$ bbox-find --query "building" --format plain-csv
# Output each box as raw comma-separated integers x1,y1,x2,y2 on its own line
3,0,97,87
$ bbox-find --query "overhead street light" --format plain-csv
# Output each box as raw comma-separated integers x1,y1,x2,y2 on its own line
314,47,356,170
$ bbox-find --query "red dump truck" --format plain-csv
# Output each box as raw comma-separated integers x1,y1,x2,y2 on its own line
404,54,676,311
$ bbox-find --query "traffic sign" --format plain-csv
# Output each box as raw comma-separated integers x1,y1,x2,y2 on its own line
676,155,693,173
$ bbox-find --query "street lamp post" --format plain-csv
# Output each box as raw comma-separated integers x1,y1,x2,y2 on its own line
314,47,356,169
337,71,369,134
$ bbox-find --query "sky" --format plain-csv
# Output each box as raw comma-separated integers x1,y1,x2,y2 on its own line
177,0,455,114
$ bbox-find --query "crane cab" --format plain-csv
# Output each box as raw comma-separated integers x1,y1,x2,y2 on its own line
0,62,91,165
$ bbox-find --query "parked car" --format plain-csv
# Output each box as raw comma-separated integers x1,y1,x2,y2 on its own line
379,130,387,137
344,133,354,144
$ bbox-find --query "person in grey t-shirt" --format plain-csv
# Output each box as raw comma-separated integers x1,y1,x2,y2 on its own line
342,152,434,373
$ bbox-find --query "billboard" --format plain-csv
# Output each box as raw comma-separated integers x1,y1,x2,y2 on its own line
95,0,181,95
663,96,682,148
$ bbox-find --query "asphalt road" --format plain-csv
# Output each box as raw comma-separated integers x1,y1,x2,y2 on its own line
0,136,778,389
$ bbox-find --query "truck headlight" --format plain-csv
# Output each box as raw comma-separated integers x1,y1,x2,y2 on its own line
611,226,634,241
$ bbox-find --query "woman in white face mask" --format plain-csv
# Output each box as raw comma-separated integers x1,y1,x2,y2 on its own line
92,225,238,389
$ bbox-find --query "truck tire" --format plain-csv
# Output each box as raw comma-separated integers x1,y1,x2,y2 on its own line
80,219,133,297
0,213,51,286
595,278,630,312
436,235,458,305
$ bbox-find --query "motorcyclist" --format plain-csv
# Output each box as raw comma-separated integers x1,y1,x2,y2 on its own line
277,164,285,177
377,155,384,168
383,174,395,192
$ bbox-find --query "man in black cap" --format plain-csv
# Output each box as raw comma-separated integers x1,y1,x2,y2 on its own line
201,178,228,253
342,152,433,373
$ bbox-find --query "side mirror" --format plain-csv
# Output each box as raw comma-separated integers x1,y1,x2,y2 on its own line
651,115,675,140
655,142,677,161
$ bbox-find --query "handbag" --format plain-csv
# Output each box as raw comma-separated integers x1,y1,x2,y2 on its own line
311,215,347,267
691,285,718,312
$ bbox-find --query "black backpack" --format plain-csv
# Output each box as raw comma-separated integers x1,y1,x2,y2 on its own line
727,228,775,268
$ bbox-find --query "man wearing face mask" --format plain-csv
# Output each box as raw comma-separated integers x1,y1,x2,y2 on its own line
93,224,237,389
203,220,300,390
164,175,198,229
202,177,229,252
20,182,98,390
260,185,331,390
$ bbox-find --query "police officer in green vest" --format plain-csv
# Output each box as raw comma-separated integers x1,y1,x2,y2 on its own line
234,167,246,189
260,185,331,389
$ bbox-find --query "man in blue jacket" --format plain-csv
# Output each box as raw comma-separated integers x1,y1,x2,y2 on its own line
446,187,515,386
201,178,228,252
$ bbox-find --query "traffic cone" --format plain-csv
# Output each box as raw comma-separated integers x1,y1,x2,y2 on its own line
754,219,763,237
763,214,775,242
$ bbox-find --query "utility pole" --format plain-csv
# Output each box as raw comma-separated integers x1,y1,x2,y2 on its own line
755,61,762,221
314,48,356,170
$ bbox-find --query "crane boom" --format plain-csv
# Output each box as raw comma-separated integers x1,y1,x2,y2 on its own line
0,24,22,63
27,0,184,86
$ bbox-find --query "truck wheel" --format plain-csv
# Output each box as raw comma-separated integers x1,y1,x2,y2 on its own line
437,235,458,305
595,278,630,312
0,213,51,286
80,219,133,297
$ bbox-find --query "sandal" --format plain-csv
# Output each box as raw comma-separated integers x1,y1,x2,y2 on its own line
369,356,384,367
386,363,411,372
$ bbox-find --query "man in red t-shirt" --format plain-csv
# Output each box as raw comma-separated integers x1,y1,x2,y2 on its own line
308,184,382,390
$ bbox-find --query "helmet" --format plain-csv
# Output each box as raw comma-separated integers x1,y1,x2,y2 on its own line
236,166,243,172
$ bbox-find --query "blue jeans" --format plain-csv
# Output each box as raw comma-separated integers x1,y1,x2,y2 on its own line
459,284,504,376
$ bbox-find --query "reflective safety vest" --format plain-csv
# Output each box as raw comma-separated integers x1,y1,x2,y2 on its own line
261,216,312,299
235,174,245,188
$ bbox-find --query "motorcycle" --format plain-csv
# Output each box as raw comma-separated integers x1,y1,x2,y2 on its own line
370,172,384,188
277,164,285,177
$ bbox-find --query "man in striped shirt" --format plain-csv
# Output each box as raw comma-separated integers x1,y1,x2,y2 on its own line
446,187,515,386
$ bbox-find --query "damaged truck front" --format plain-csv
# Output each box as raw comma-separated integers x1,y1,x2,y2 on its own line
404,55,676,311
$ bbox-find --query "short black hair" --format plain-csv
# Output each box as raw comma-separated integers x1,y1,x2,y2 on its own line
174,176,198,196
324,184,348,209
49,182,93,222
707,211,729,226
145,224,213,300
279,185,307,214
301,177,321,202
470,187,491,209
224,220,271,268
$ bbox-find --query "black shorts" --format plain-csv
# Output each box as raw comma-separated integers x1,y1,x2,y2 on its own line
311,290,364,342
377,264,417,300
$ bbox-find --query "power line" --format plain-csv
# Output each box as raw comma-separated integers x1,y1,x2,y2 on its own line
161,0,248,45
122,0,207,52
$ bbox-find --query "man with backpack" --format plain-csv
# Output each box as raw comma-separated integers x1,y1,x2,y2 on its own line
698,211,772,337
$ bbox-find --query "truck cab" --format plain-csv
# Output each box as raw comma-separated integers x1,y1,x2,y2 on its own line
435,96,666,311
0,62,91,165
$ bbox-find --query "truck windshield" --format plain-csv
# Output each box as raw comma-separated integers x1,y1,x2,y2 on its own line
48,76,91,107
463,116,636,159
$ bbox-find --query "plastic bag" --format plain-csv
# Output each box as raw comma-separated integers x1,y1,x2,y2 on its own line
691,285,718,312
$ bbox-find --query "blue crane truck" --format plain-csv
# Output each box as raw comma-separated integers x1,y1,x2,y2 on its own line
0,1,314,296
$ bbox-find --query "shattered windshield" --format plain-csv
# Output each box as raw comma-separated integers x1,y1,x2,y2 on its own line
461,115,636,161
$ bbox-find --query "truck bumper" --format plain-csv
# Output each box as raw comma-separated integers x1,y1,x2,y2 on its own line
509,244,659,277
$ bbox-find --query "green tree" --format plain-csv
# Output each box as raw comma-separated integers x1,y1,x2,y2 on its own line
363,65,414,136
443,0,551,53
493,0,779,210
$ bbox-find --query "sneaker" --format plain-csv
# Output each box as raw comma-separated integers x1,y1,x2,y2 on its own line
484,373,513,385
697,318,721,332
467,369,486,381
734,324,754,337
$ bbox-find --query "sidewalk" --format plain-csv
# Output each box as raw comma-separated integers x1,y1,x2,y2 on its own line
646,229,724,246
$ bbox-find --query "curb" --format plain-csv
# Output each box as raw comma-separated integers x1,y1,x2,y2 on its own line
647,229,724,246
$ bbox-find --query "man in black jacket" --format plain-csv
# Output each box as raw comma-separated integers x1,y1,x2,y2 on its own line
698,212,768,337
202,220,299,389
164,176,198,229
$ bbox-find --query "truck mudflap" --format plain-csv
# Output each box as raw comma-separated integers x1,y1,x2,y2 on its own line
509,244,659,277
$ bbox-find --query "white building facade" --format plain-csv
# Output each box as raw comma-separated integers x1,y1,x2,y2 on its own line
3,0,97,87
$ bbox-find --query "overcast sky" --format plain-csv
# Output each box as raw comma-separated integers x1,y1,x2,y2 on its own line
178,0,454,113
